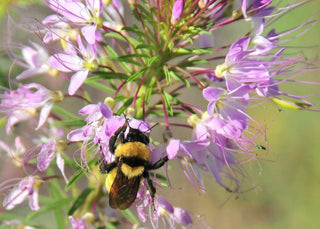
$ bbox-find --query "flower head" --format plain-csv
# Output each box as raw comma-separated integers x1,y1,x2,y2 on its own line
16,42,52,80
3,176,42,211
48,35,98,95
0,83,63,132
47,0,103,44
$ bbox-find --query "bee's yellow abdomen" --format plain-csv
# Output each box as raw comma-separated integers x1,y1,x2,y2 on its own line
105,168,117,192
121,164,144,178
114,142,151,161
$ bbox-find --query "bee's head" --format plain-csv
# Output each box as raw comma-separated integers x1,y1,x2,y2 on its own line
125,127,150,145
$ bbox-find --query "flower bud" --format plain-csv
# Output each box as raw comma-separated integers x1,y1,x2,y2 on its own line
104,97,116,109
127,107,136,117
171,0,184,25
198,0,208,9
215,63,226,78
187,114,201,127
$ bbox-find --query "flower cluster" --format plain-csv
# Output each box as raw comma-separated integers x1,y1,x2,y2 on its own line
0,0,318,228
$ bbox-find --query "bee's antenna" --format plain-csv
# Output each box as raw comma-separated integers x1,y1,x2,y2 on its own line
144,122,159,133
122,113,131,128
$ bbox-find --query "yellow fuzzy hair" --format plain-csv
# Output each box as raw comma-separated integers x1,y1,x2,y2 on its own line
121,164,145,178
105,168,117,192
114,142,151,161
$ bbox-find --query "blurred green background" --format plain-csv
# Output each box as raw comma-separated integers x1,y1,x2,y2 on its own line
0,0,319,228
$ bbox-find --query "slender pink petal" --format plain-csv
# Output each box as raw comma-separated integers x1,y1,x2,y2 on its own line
48,54,84,72
166,139,180,159
48,0,90,22
67,127,88,141
3,188,28,210
81,24,97,44
36,102,53,130
56,152,68,183
86,0,103,17
68,69,89,95
37,141,56,172
29,188,40,211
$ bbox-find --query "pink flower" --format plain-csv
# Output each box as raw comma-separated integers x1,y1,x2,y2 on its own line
0,137,26,167
47,0,103,44
48,35,98,95
0,83,62,132
3,176,42,211
138,195,193,228
16,42,51,80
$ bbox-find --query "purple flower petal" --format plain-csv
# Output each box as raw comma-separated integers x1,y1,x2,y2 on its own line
86,0,103,17
37,141,56,172
99,102,112,118
48,53,84,72
48,0,90,22
56,152,68,183
81,24,97,44
157,196,174,214
173,207,193,225
166,139,180,159
202,86,225,102
67,127,88,141
36,102,53,130
3,186,28,210
29,187,40,211
68,69,89,95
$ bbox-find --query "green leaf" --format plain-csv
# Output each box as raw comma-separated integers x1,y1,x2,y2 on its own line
49,183,65,228
170,71,191,87
127,68,147,82
104,32,127,42
89,72,128,80
122,26,145,37
104,45,133,74
85,80,115,93
145,78,156,105
163,65,170,85
108,55,144,67
104,222,119,229
52,105,79,120
174,47,212,55
135,43,157,51
116,97,134,115
121,209,139,224
68,188,93,216
162,90,173,116
146,56,160,67
66,170,85,191
52,119,86,127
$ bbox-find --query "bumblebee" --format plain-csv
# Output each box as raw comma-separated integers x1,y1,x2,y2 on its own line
100,121,168,210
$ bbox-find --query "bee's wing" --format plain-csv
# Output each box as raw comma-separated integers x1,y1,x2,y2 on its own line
109,165,142,210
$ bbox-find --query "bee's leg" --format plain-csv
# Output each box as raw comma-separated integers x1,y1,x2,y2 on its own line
148,156,169,170
109,124,127,153
143,171,156,200
100,161,118,174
